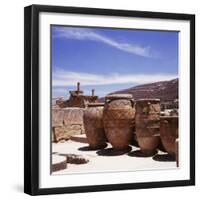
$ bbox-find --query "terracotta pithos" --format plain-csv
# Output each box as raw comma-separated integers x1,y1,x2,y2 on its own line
83,103,107,149
175,138,179,167
52,130,55,143
160,116,178,155
103,94,135,150
135,99,160,155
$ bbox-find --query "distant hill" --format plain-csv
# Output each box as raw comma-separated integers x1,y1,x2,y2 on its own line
99,78,178,102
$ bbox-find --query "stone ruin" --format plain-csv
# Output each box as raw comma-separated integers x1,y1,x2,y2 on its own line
52,82,99,142
52,107,85,142
55,82,98,108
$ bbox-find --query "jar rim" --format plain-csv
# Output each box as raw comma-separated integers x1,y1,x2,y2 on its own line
136,98,160,102
87,103,104,107
105,93,133,100
160,116,178,119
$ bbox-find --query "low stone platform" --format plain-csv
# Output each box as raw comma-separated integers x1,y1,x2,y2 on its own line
52,134,177,175
52,108,85,142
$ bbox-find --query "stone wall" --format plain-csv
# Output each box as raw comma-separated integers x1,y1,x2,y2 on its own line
66,95,98,108
52,108,85,142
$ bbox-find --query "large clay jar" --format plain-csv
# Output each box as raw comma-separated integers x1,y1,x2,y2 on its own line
135,99,160,155
160,116,178,155
175,138,179,167
83,103,107,149
103,94,135,150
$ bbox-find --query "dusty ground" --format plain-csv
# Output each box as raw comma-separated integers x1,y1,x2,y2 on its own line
52,134,176,175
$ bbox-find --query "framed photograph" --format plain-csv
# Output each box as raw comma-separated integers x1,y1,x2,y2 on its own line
24,4,195,195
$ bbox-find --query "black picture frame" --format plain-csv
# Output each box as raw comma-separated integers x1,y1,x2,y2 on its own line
24,4,195,196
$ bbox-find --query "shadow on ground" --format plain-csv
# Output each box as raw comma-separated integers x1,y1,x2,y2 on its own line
153,154,176,162
128,150,158,158
78,143,108,151
96,146,132,156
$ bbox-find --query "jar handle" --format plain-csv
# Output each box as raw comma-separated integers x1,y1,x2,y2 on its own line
163,120,169,124
130,99,135,108
105,98,111,104
142,102,151,114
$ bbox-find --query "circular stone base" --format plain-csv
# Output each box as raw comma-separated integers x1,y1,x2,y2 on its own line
51,154,67,172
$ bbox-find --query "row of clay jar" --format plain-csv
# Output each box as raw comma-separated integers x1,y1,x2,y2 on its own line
83,94,179,166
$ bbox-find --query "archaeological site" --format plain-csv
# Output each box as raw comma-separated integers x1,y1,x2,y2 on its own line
51,81,179,174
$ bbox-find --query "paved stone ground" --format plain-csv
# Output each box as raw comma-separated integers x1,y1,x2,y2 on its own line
52,134,176,175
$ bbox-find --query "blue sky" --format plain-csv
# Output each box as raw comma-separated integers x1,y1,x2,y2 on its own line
52,25,178,98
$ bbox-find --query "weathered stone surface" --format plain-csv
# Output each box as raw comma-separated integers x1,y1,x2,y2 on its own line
54,125,83,142
63,108,84,126
64,125,82,136
52,109,64,127
66,154,89,164
52,107,85,142
51,154,67,172
59,139,66,143
54,127,70,142
56,98,67,108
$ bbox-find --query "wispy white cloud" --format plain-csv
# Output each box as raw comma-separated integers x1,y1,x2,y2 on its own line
53,27,156,58
52,69,177,87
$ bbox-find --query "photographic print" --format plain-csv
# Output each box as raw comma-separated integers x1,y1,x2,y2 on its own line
51,26,179,174
24,5,195,195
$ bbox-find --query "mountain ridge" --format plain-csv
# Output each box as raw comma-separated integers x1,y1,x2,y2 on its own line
99,78,178,102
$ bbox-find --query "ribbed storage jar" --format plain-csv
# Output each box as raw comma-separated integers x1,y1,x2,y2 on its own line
83,103,106,149
160,116,178,155
103,94,135,150
135,99,160,155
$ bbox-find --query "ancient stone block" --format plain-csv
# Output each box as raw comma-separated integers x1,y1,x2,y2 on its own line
63,108,84,126
54,127,70,142
63,125,82,136
51,154,67,172
54,125,84,142
52,109,64,127
67,154,89,164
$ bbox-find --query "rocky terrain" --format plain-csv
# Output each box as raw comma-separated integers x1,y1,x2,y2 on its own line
99,78,178,102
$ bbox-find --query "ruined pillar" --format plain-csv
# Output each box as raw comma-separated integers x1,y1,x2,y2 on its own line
92,89,95,96
77,82,80,92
